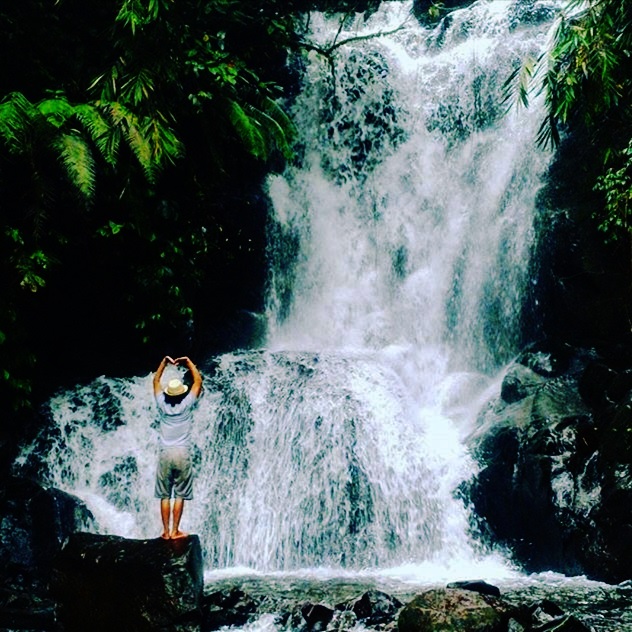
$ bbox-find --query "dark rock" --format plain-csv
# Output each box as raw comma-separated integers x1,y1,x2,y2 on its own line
534,616,591,631
527,599,591,631
606,367,632,403
529,598,566,622
202,587,259,631
467,423,522,543
446,580,501,598
398,588,515,632
346,589,403,625
508,0,558,29
577,361,617,409
300,602,335,631
200,309,267,356
51,532,203,632
516,342,583,378
0,581,57,631
468,346,632,583
469,374,597,575
501,364,546,403
579,397,632,583
0,477,95,589
412,0,474,22
328,609,359,631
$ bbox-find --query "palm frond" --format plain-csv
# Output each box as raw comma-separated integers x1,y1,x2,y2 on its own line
106,101,155,179
121,69,156,106
0,92,39,154
536,112,559,149
227,99,267,160
116,0,172,33
142,115,184,166
116,0,149,34
74,103,119,166
53,132,96,199
105,101,183,180
258,96,297,159
501,54,539,112
38,95,76,128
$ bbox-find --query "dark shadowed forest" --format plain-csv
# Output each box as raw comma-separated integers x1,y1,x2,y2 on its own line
2,0,632,448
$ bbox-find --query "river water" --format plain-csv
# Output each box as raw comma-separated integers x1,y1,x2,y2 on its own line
13,0,632,629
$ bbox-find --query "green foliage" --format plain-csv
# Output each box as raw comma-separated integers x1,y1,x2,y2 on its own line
0,0,300,413
116,0,173,33
225,95,296,162
54,133,97,199
0,91,114,200
595,140,632,241
504,0,632,246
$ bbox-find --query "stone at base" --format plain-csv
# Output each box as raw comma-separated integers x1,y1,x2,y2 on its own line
398,588,515,632
51,532,203,632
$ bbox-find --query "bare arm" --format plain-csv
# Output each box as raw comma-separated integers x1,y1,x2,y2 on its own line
153,356,174,396
175,356,203,398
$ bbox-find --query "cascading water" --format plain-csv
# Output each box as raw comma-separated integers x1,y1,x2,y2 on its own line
15,0,558,581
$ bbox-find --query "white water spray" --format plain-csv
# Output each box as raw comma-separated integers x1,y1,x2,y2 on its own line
16,0,557,581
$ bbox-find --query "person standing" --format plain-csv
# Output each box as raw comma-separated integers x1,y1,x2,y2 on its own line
153,355,203,539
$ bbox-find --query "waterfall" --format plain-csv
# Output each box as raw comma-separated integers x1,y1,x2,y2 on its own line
15,0,557,580
266,0,554,369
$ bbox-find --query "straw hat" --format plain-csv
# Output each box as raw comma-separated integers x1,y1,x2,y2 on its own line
164,378,188,397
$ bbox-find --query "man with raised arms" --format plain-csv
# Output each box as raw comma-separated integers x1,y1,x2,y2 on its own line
153,355,203,539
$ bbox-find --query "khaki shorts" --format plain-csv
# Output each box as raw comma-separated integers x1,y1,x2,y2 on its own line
154,446,193,500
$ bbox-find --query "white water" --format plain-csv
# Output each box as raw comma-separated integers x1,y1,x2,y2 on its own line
15,0,559,583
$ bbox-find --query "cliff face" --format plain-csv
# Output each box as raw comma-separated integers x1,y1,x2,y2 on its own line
467,341,632,584
527,127,632,352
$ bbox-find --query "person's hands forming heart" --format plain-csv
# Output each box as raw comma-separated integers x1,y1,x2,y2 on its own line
165,356,190,366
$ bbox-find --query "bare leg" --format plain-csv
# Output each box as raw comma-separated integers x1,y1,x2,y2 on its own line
160,498,171,539
170,498,188,539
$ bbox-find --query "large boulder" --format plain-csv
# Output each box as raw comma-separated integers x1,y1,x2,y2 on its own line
345,589,403,626
468,342,632,583
51,532,204,632
0,477,94,589
202,587,260,631
397,588,515,632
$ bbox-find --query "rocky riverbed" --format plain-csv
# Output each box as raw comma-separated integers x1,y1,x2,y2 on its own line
3,341,632,630
3,561,632,631
200,572,632,632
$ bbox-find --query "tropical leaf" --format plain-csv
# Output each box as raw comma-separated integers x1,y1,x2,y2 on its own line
142,115,184,166
0,92,38,154
103,100,184,179
105,101,154,178
227,99,267,160
38,95,76,128
116,0,172,32
53,132,96,199
121,69,156,106
116,0,149,34
502,54,539,111
258,96,297,159
74,103,119,166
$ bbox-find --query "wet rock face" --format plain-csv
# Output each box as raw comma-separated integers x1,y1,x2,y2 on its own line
51,532,204,632
398,588,514,632
468,342,632,584
0,477,95,590
347,589,403,626
197,582,595,632
202,587,260,631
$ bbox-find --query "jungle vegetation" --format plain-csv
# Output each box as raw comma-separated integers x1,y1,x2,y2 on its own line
505,0,632,248
1,0,632,420
0,0,300,415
